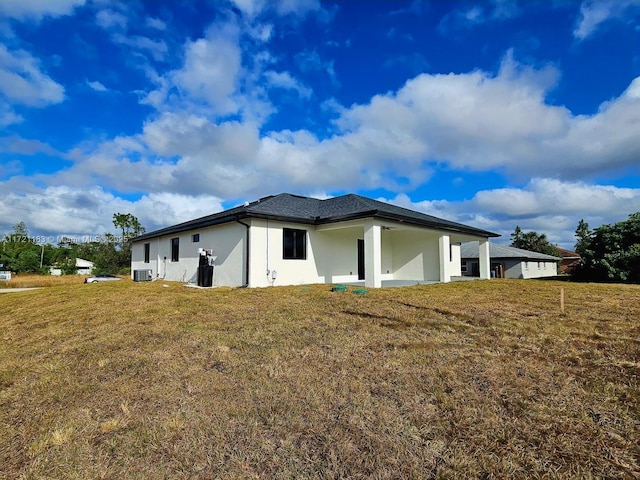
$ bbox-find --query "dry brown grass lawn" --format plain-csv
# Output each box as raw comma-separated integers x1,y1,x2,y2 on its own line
1,279,638,479
0,274,89,289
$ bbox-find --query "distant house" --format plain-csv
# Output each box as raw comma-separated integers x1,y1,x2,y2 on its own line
556,247,581,274
131,193,499,288
50,258,94,276
460,242,560,279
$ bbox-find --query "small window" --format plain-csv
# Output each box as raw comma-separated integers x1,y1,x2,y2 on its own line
144,243,150,263
171,237,179,262
192,233,200,243
283,228,306,260
538,262,541,269
524,261,529,269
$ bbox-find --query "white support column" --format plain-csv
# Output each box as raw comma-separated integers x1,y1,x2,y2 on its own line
479,239,491,280
364,221,382,288
439,234,451,283
157,236,162,279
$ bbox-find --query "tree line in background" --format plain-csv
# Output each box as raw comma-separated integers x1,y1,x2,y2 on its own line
510,212,640,283
509,226,561,257
573,213,640,283
0,214,145,276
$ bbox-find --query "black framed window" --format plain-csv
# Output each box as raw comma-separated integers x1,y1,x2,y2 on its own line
192,233,200,243
144,243,150,263
171,237,179,262
283,228,306,260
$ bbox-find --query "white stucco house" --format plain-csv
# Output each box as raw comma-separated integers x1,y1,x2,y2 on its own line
49,258,94,276
131,193,499,288
460,242,560,279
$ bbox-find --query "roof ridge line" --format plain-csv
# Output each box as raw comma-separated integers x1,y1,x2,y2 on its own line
347,193,380,211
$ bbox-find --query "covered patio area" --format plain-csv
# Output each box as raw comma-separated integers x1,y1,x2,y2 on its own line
314,218,492,288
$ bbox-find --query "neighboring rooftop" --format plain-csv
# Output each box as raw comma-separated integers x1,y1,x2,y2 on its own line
75,258,94,268
133,193,499,242
556,247,582,273
556,247,581,259
461,242,561,261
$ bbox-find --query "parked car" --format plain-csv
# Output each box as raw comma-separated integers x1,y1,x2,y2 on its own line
84,274,123,283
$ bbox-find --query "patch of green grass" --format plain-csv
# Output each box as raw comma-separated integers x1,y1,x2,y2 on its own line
0,280,639,478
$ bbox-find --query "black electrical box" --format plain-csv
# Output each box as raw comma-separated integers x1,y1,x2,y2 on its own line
197,265,213,287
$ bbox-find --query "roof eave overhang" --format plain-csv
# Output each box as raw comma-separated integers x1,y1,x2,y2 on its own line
132,212,251,242
373,212,499,238
132,209,500,242
316,210,498,237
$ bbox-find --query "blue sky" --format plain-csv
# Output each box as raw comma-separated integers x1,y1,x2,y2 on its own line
1,0,639,248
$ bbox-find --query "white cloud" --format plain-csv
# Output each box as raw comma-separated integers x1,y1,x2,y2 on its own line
332,52,563,169
127,192,226,232
0,104,23,125
381,193,457,223
264,70,312,98
139,12,323,122
112,33,168,61
55,52,640,215
467,179,640,246
274,0,322,18
464,6,484,23
95,9,128,29
574,0,640,40
0,0,84,21
390,0,427,16
87,80,107,92
331,52,639,179
438,0,521,33
377,179,640,248
148,22,242,116
295,49,338,85
247,23,273,42
95,6,170,62
230,0,322,19
141,113,266,197
59,135,167,194
142,112,260,159
0,134,62,156
146,17,166,31
0,183,225,238
0,45,65,107
0,185,114,237
230,0,264,18
472,178,640,218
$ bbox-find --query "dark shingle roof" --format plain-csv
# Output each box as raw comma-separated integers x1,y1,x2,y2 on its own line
460,242,560,261
133,193,499,242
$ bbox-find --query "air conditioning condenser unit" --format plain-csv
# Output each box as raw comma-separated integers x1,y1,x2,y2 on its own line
133,269,152,282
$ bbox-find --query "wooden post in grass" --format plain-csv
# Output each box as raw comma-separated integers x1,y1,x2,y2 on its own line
560,287,565,314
